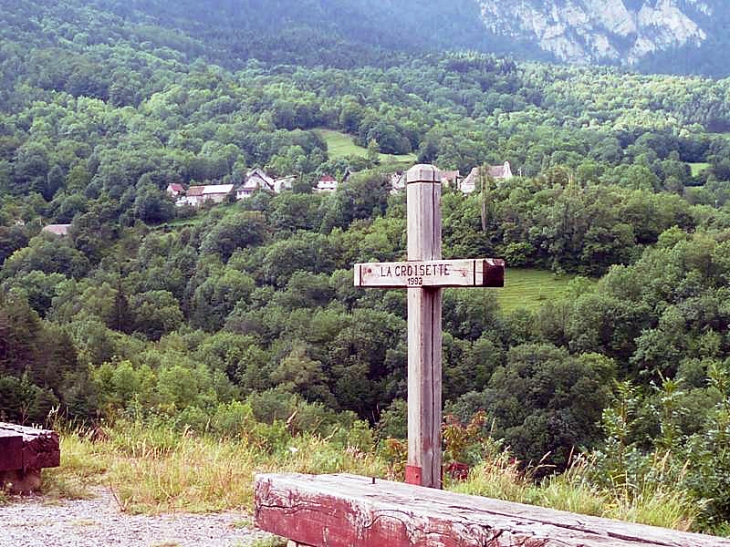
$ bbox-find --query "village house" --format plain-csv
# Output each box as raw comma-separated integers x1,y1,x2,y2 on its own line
273,175,296,194
389,172,405,194
178,184,234,207
316,174,338,193
172,169,295,208
237,169,297,199
178,185,204,207
42,224,71,236
237,168,275,200
166,183,185,197
439,170,461,188
459,162,513,194
201,184,235,204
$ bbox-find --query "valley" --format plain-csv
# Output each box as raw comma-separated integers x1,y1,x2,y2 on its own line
0,0,730,538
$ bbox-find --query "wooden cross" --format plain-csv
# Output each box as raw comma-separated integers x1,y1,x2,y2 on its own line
354,164,505,489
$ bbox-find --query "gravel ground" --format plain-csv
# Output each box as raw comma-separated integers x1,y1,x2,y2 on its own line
0,489,272,547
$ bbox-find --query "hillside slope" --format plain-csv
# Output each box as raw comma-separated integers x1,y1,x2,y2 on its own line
4,0,730,75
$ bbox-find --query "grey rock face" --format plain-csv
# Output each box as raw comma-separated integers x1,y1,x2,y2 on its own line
476,0,717,66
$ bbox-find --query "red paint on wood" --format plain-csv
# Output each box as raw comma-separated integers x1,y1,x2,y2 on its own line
23,434,61,470
405,465,421,485
255,473,730,547
0,423,60,471
0,432,23,472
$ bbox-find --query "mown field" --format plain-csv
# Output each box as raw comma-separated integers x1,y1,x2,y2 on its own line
689,162,711,177
317,129,418,164
497,269,582,314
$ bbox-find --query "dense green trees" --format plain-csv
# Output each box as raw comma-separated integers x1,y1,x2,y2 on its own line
3,0,730,531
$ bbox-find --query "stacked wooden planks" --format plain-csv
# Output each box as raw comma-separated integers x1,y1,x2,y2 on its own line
0,422,60,493
255,473,730,547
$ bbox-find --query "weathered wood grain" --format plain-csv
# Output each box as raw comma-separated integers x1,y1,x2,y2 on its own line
0,422,60,470
255,473,730,547
0,429,23,472
406,164,442,489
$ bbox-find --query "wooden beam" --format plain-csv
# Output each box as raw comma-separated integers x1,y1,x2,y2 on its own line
353,259,505,288
406,164,442,489
255,473,730,547
0,430,23,472
0,423,60,470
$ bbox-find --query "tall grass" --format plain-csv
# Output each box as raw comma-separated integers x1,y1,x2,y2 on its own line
43,421,698,531
452,452,699,531
45,421,386,514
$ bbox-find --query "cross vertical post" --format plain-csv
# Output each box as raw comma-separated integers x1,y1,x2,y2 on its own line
405,164,442,489
353,164,505,491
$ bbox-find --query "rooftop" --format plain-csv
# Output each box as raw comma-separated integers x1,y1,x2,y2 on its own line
42,224,71,236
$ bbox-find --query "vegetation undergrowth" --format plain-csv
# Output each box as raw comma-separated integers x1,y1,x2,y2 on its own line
452,454,697,531
46,418,386,515
442,412,700,532
249,538,287,547
42,414,699,532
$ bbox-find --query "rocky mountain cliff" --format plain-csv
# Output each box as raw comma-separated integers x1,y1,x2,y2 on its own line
475,0,724,68
17,0,728,76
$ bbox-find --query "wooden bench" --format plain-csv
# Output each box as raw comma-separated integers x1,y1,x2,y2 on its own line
255,473,730,547
0,422,60,494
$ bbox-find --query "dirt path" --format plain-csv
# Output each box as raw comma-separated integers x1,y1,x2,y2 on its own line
0,489,272,547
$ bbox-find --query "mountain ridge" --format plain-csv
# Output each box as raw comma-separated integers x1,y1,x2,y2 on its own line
475,0,726,70
9,0,729,76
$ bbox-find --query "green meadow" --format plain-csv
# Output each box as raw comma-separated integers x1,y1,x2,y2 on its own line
317,129,418,164
689,162,711,177
497,269,582,314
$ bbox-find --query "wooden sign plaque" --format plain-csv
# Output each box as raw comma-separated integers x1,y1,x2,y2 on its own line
354,259,505,288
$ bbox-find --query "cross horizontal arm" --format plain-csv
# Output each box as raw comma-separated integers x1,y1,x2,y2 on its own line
354,259,505,289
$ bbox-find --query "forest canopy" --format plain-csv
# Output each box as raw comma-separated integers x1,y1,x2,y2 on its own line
2,0,730,533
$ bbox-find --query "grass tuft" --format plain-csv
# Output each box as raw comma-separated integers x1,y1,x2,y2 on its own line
450,452,529,503
453,452,698,531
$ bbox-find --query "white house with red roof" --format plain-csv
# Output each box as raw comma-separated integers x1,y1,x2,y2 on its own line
315,174,338,193
179,184,234,207
238,168,275,200
166,183,185,197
